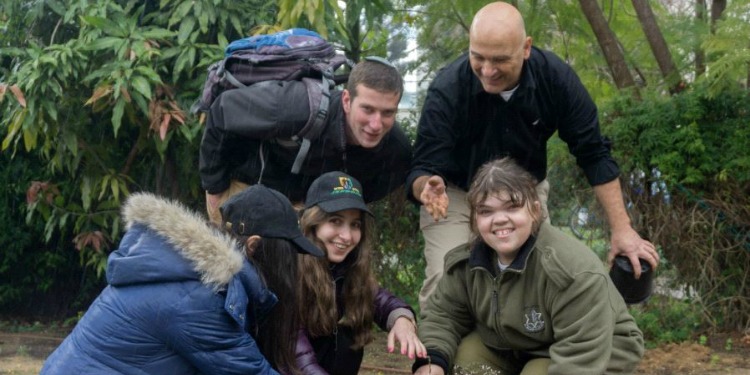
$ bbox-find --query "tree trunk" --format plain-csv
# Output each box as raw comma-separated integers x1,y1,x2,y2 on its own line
578,0,637,91
631,0,683,93
695,0,706,78
710,0,727,31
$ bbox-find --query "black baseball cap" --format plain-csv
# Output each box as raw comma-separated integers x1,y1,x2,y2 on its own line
304,171,371,215
220,185,324,257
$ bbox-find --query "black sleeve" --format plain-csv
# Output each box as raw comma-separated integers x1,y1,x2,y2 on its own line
552,58,619,186
412,350,450,374
406,65,463,203
362,125,412,203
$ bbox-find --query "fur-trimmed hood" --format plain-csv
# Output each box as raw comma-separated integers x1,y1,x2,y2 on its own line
106,193,245,291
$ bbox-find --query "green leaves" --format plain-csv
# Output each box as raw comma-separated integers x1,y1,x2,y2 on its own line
130,76,152,100
111,98,126,137
177,17,196,44
86,37,123,51
604,87,750,187
0,0,277,281
82,16,127,37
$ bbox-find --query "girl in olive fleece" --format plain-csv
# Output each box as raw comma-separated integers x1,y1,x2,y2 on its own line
413,157,644,375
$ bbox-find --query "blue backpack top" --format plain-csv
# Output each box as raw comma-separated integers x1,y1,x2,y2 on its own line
224,28,323,56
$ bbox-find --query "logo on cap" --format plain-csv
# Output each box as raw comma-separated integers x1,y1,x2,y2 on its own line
331,177,362,197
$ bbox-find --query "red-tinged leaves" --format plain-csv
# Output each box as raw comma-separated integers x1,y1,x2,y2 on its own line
148,86,186,139
86,85,113,106
9,85,26,107
160,113,171,140
120,86,132,103
26,181,60,205
73,231,109,253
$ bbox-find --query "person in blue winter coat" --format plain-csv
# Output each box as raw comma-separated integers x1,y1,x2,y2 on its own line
41,185,324,375
293,171,427,375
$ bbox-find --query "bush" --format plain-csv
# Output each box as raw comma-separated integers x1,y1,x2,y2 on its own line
604,86,750,331
629,294,702,348
0,153,104,319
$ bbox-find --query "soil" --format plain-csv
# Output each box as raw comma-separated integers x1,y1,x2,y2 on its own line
358,330,750,375
1,325,748,374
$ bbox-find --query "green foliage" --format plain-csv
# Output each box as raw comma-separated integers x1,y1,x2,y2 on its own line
724,337,733,351
0,152,103,318
275,0,408,62
700,2,750,97
399,0,483,76
370,193,424,311
602,86,750,331
604,87,750,187
0,0,276,290
629,295,702,349
0,153,47,305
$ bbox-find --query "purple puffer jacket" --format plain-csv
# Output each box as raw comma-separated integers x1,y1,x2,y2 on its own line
294,282,415,375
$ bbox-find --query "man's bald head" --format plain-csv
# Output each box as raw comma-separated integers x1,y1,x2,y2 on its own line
468,2,532,94
470,2,527,44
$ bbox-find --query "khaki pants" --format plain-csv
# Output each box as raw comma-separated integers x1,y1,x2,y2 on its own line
205,180,250,225
455,331,551,375
418,180,550,310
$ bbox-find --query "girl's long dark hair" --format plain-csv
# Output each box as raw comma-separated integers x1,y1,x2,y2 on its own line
297,206,378,349
249,237,301,375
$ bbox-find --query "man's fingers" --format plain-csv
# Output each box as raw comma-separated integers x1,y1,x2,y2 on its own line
424,204,434,216
430,206,443,222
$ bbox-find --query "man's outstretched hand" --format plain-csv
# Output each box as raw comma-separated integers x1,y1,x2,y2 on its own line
418,176,449,222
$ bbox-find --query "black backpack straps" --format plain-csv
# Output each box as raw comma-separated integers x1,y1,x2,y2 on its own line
291,76,331,174
290,56,354,174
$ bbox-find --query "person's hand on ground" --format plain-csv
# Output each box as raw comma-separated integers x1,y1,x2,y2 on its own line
387,317,426,360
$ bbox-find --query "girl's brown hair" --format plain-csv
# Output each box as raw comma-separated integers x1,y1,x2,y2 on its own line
467,157,544,243
297,206,378,349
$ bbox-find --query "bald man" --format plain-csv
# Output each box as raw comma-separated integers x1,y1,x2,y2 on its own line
408,2,659,311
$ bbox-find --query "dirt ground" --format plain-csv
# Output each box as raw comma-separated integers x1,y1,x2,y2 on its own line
1,325,748,374
359,330,750,375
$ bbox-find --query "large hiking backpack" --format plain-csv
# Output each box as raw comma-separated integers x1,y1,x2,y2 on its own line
195,28,352,174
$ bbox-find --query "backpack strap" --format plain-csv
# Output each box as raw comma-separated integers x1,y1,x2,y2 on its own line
217,59,248,89
290,74,333,174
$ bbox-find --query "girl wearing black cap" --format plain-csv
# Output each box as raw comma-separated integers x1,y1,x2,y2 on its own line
294,171,426,374
42,185,323,375
413,158,644,375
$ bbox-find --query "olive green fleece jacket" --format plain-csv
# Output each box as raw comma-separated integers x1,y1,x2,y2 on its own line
418,222,644,375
